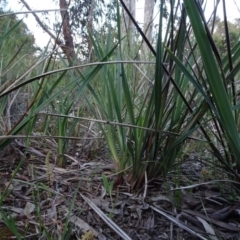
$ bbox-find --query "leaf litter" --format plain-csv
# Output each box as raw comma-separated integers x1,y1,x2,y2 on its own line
0,139,239,239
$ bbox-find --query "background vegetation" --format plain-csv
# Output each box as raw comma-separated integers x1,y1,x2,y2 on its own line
0,0,240,239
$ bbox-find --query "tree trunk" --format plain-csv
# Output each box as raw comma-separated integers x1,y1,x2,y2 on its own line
129,0,136,47
59,0,76,63
121,0,130,37
121,0,136,49
144,0,155,43
143,0,155,57
87,0,95,61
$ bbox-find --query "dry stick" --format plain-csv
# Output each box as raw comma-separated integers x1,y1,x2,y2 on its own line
0,135,102,140
20,0,63,45
38,111,204,141
0,9,67,17
20,0,76,63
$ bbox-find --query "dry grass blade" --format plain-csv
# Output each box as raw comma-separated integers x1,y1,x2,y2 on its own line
0,61,153,98
80,193,132,240
196,217,218,240
67,214,99,237
169,180,240,191
37,112,203,139
183,209,240,232
150,205,208,240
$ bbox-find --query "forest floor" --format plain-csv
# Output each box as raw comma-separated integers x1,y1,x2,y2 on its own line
0,138,240,240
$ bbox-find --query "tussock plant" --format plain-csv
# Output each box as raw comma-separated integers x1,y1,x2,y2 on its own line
84,0,204,190
169,0,240,181
85,0,240,190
